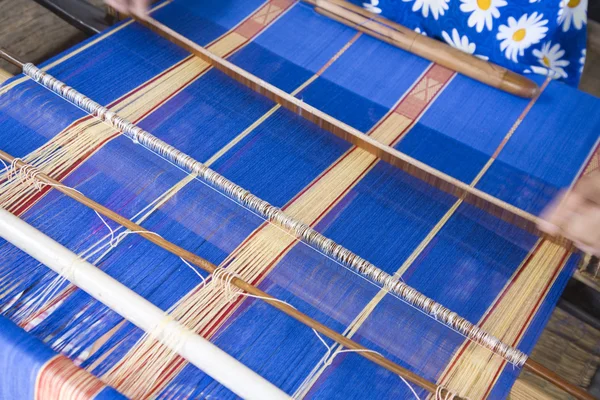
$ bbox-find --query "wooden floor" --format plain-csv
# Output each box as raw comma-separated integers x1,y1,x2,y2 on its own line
1,0,600,398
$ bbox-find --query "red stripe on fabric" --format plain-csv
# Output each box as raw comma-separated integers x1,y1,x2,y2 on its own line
390,66,455,144
393,64,453,121
36,355,106,400
234,0,296,38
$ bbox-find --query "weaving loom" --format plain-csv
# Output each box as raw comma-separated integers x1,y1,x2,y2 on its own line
0,0,599,398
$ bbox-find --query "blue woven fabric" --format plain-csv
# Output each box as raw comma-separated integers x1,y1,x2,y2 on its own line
0,316,126,399
0,0,598,398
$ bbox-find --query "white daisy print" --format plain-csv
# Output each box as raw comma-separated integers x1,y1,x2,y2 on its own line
525,65,563,79
442,29,489,60
497,13,548,63
558,0,587,32
459,0,507,32
580,48,586,73
403,0,450,20
415,27,428,36
363,0,382,14
531,42,570,78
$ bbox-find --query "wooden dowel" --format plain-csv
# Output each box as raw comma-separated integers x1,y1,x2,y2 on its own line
0,48,25,69
525,359,596,400
307,0,538,98
0,150,460,399
134,15,570,249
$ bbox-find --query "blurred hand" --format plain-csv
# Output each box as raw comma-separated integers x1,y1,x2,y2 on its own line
105,0,150,16
539,170,600,256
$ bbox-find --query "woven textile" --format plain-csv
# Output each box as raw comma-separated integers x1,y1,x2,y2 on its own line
0,1,599,398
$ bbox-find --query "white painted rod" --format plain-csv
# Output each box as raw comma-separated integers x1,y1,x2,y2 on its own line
0,208,289,400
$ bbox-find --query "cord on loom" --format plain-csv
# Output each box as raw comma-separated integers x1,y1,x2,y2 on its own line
2,155,474,400
180,257,208,287
309,328,423,400
208,267,428,399
211,267,242,304
210,266,302,310
2,158,167,250
21,62,529,369
435,385,466,400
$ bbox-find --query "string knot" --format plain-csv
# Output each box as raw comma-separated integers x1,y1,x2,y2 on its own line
4,159,45,190
435,386,462,400
211,267,241,303
151,315,189,354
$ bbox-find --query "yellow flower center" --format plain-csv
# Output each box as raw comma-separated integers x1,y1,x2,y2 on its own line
477,0,492,10
542,56,551,66
567,0,580,7
512,28,526,42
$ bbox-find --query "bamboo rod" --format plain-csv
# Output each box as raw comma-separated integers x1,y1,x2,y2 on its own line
0,150,459,399
525,359,596,400
0,49,24,69
307,0,538,98
132,16,569,249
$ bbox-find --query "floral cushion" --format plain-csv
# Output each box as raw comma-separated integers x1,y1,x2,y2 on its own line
353,0,587,86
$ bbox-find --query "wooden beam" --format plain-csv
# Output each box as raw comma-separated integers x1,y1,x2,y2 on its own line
309,0,538,98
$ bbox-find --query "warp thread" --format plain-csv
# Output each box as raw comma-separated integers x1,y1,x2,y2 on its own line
435,385,462,400
1,156,464,400
295,328,423,400
211,267,242,304
2,158,163,250
22,62,529,367
209,269,427,400
150,315,191,355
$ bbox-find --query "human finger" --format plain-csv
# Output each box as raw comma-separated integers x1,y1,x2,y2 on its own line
131,0,151,16
573,170,600,204
105,0,130,14
539,191,583,235
566,205,600,254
